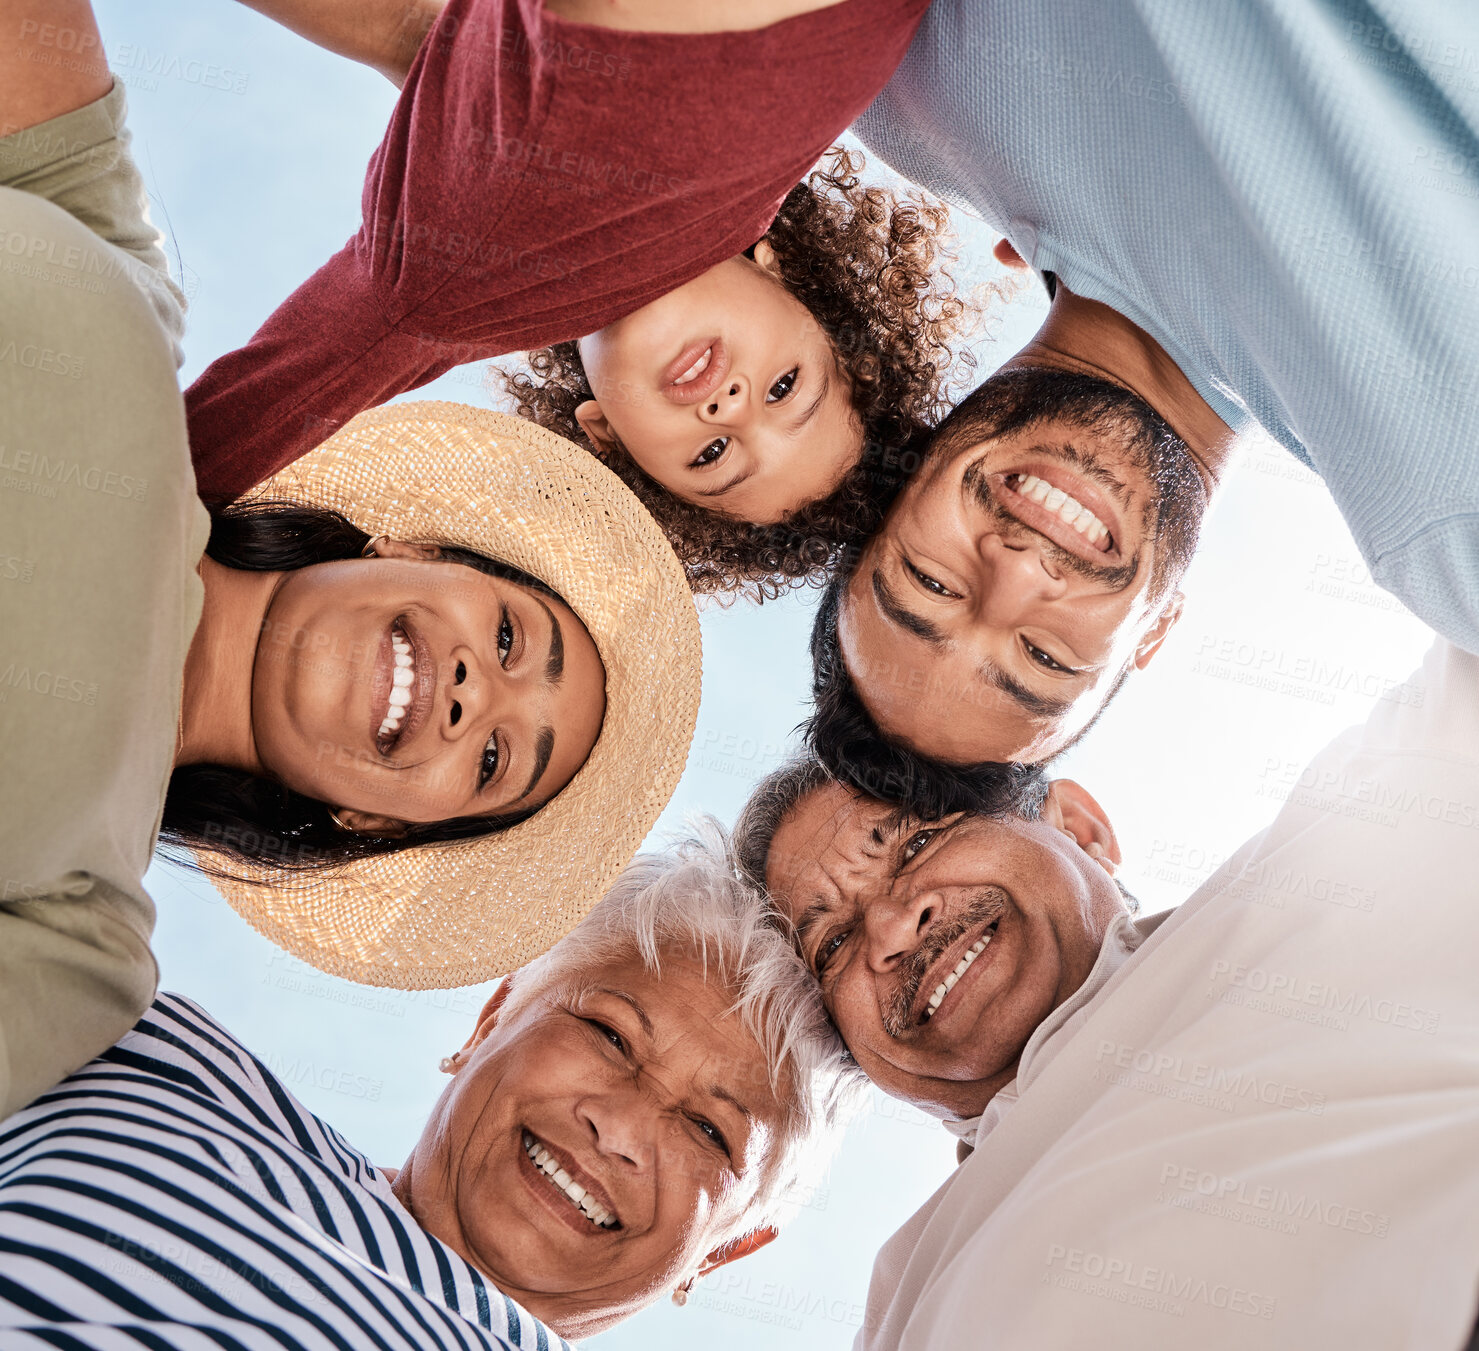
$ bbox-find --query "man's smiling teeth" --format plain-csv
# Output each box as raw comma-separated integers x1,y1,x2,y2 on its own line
673,346,712,384
1008,473,1111,549
922,929,995,1021
377,625,413,743
522,1130,617,1229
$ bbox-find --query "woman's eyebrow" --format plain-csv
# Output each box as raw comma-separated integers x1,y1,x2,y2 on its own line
592,987,655,1039
535,597,564,684
520,725,555,802
707,1083,754,1127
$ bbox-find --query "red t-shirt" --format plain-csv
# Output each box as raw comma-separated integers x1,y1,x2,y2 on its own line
186,0,928,503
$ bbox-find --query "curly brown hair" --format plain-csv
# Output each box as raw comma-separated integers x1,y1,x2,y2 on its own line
494,147,982,603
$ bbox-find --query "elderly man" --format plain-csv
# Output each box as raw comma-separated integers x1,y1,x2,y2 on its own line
741,639,1479,1348
809,0,1479,774
0,829,858,1347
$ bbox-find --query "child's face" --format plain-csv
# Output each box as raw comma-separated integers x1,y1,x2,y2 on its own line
575,245,861,524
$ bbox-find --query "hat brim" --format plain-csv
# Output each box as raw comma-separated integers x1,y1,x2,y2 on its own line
203,403,701,988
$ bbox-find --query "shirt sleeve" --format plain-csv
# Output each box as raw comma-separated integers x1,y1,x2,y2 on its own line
0,89,210,1119
1371,518,1479,661
184,0,929,505
0,80,187,365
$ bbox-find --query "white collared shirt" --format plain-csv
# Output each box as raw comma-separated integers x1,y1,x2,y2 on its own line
862,640,1479,1351
944,910,1165,1154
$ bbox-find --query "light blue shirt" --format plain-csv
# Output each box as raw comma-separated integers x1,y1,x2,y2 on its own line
854,0,1479,653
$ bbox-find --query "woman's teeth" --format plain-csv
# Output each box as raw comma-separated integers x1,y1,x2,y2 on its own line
1009,473,1112,549
672,346,712,385
522,1130,617,1228
377,625,413,743
922,928,995,1022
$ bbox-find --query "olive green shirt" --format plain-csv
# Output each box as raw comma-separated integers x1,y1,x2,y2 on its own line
0,83,210,1118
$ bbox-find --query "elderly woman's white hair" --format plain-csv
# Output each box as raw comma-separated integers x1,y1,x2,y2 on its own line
499,816,865,1234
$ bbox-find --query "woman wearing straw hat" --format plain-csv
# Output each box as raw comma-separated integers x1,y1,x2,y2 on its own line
0,20,698,1119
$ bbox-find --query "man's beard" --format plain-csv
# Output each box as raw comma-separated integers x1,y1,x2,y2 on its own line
960,429,1205,601
881,886,1010,1036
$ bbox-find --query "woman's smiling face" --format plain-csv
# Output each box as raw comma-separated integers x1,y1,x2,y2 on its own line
249,539,606,832
573,245,861,525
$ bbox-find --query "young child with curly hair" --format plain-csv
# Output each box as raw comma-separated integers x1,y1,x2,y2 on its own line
183,0,957,606
501,148,980,601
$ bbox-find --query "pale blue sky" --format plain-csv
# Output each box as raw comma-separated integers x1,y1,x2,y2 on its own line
98,3,1434,1346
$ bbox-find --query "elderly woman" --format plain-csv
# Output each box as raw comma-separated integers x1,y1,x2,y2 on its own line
0,12,698,1119
0,829,860,1346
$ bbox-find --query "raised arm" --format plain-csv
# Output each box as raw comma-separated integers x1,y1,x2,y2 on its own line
233,0,445,85
0,0,110,133
543,0,848,31
186,0,927,503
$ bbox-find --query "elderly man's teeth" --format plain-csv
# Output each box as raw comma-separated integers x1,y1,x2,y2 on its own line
923,934,993,1021
377,629,414,741
674,346,712,384
522,1130,616,1228
1010,474,1111,550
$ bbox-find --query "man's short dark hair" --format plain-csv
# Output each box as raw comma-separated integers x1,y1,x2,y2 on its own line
803,568,1050,820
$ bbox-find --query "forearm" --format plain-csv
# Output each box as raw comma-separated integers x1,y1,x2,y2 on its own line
233,0,443,85
543,0,848,32
0,0,111,135
185,242,461,503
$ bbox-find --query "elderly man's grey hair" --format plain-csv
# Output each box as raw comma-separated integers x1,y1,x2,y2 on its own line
734,756,1141,918
733,756,835,893
499,816,866,1236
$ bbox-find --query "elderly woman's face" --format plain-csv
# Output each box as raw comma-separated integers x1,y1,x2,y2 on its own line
399,950,788,1339
249,542,606,828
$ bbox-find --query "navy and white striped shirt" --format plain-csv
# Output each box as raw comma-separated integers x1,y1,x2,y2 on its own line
0,995,572,1351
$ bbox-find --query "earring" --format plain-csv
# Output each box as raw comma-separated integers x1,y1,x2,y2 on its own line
361,534,390,558
438,1051,462,1074
328,809,351,831
671,1279,694,1307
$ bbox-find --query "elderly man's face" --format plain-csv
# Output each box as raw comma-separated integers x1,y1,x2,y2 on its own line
766,781,1124,1119
400,951,786,1339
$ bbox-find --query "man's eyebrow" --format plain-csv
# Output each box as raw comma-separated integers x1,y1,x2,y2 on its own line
692,465,757,500
592,987,655,1038
520,724,555,801
535,597,563,684
872,809,912,850
872,569,947,646
792,899,832,956
978,658,1074,719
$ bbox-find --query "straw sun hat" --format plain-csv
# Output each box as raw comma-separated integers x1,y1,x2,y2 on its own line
206,402,702,989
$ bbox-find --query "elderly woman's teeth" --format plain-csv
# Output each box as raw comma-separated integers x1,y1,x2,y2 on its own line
522,1130,616,1228
922,933,993,1021
377,627,414,742
1009,474,1111,548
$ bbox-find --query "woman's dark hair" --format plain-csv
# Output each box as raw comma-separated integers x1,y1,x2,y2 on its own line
498,146,991,603
159,501,565,879
803,553,1050,821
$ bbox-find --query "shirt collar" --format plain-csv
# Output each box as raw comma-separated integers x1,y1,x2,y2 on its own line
948,909,1157,1150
